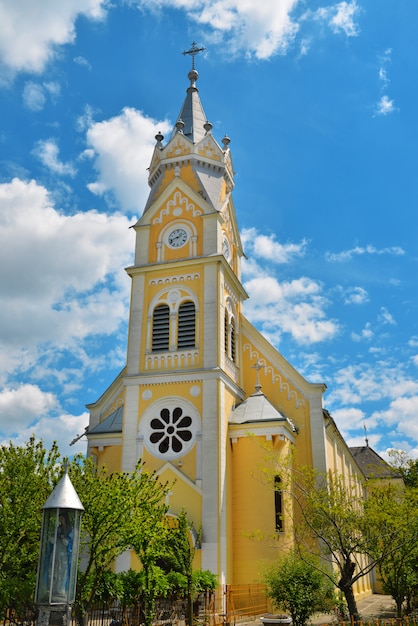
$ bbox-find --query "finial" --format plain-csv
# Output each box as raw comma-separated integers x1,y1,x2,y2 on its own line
182,41,206,71
222,134,231,149
204,120,213,134
176,119,185,134
251,360,264,394
155,131,164,147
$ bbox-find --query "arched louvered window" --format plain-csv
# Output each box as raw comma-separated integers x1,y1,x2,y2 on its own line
230,318,236,362
178,301,196,349
224,310,229,355
152,304,170,352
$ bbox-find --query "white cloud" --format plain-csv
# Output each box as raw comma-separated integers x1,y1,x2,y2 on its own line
332,406,365,432
22,81,46,111
327,362,418,408
308,1,360,38
134,0,300,59
0,178,133,377
242,228,307,264
243,272,339,345
378,306,396,326
22,81,62,111
0,384,58,433
326,244,404,262
371,396,418,442
33,139,77,176
0,411,89,459
342,286,369,305
375,95,396,116
84,107,172,213
329,1,360,37
351,322,374,342
0,0,108,77
74,55,92,70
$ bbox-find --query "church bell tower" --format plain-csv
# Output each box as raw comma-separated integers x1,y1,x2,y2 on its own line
87,44,247,582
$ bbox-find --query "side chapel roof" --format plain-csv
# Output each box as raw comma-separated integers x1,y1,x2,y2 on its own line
229,390,298,433
349,445,402,480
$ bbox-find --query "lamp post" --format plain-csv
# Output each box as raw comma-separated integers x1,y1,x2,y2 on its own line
35,466,84,626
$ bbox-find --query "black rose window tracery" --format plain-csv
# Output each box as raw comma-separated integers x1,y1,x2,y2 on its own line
150,407,193,454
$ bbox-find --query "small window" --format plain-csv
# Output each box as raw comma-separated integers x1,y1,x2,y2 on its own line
178,301,196,349
274,475,283,532
152,304,170,351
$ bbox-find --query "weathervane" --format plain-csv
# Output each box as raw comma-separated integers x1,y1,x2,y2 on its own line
182,41,205,70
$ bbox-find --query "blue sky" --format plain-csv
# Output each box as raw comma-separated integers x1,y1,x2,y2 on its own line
0,0,417,460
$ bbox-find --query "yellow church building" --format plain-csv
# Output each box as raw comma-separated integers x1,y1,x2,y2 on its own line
86,50,381,597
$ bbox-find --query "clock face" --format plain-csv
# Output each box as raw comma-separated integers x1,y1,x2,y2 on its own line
168,228,188,248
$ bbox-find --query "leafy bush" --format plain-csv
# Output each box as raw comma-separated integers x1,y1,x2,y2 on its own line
264,552,335,626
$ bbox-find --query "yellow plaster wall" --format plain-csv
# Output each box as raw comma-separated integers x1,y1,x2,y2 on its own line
240,339,313,467
230,435,292,583
92,444,122,473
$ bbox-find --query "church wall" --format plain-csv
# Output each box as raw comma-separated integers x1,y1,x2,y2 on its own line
91,444,122,473
127,273,145,375
230,434,292,584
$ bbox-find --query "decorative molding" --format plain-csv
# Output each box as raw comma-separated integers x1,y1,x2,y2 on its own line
145,350,199,371
149,273,199,285
224,282,239,305
229,426,295,444
153,191,202,224
243,344,306,409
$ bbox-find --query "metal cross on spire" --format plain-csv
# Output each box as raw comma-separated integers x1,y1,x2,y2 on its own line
251,360,264,393
182,41,205,70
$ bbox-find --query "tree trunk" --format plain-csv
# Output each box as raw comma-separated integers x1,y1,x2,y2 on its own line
338,559,360,623
187,573,193,626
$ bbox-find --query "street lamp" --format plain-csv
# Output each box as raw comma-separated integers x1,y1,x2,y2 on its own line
35,466,84,625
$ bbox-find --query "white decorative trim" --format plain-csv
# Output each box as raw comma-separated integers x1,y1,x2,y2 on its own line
243,344,306,409
88,436,122,448
152,191,202,225
145,350,199,370
150,273,199,285
229,426,295,444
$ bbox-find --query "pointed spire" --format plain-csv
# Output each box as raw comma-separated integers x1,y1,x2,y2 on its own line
172,42,208,144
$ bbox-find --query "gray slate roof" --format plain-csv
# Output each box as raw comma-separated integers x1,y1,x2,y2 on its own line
229,391,297,432
350,445,402,480
88,405,123,435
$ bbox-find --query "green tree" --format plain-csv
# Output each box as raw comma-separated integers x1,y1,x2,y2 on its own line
365,483,418,616
388,450,418,488
292,467,406,622
264,551,335,626
162,510,202,626
0,437,60,618
129,511,173,626
69,455,169,626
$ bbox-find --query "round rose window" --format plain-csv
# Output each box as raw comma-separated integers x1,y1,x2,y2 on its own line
150,407,193,454
141,399,200,460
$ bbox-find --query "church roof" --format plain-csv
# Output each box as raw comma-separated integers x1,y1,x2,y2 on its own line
88,405,123,435
171,68,208,144
349,445,402,480
229,391,297,432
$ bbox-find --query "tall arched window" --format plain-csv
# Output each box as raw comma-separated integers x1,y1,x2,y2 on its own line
177,301,196,349
274,475,283,532
224,310,229,355
152,304,170,351
230,318,236,362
